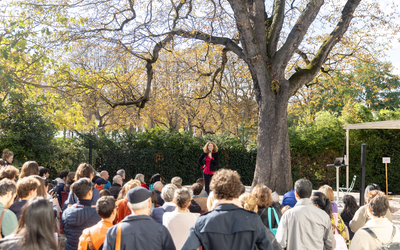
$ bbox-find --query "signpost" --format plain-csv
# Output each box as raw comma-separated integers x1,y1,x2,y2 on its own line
383,157,390,196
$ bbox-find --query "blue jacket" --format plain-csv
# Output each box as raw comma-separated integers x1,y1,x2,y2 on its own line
103,214,175,250
282,189,297,208
104,181,111,190
182,204,274,250
62,203,101,250
63,187,100,210
151,202,175,224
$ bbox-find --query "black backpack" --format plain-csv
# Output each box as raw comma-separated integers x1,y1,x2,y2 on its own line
363,226,400,250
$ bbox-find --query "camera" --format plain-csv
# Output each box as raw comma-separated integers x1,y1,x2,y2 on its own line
48,180,59,199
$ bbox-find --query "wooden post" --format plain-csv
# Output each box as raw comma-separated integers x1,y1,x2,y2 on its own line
386,162,388,195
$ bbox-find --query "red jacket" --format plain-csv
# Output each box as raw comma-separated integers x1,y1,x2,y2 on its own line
141,182,149,189
94,184,104,191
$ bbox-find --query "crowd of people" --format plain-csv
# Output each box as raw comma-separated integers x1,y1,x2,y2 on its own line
0,145,398,250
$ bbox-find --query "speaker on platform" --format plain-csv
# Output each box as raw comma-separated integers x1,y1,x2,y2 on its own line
359,144,366,206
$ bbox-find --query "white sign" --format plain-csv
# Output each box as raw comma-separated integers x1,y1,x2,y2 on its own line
383,157,391,164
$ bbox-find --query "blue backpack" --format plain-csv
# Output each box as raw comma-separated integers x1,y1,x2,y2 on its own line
267,207,280,235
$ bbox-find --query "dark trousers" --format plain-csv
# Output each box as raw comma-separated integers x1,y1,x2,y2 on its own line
203,172,213,194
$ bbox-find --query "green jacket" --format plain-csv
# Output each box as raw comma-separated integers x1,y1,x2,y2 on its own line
0,202,18,237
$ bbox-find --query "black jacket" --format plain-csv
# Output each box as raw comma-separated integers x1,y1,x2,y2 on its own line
155,190,165,206
103,215,176,250
257,205,282,230
198,152,219,171
109,183,122,199
182,204,273,250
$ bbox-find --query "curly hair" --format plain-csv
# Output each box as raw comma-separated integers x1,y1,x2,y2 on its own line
210,169,242,200
203,142,218,154
251,184,273,208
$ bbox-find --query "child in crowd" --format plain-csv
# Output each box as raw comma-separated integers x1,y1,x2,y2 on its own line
94,178,108,191
78,196,117,250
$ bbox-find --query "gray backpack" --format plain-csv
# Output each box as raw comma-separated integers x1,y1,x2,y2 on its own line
363,226,400,250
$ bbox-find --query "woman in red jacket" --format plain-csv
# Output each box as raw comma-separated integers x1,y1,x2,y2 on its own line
198,142,219,194
135,173,149,189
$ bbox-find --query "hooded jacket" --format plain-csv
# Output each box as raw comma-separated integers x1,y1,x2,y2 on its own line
62,202,101,250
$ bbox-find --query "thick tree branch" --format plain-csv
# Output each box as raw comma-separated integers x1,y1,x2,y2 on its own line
266,0,285,58
289,0,361,96
169,29,245,60
273,0,324,75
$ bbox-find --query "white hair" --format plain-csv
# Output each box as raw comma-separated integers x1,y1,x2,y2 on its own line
161,184,177,202
113,175,122,184
128,198,151,211
117,169,125,177
100,171,108,178
153,181,163,191
271,191,279,203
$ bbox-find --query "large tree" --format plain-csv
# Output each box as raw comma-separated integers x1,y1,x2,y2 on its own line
15,0,399,193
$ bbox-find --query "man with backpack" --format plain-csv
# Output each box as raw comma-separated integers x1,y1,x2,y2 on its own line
78,196,116,250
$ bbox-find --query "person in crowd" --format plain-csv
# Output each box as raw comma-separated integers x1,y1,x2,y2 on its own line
153,181,164,206
100,171,111,190
99,189,111,197
151,183,177,224
163,188,200,250
63,171,76,193
206,191,215,211
55,170,69,198
195,178,208,198
1,149,13,165
19,161,39,178
198,141,219,194
92,175,100,184
311,191,349,241
0,165,19,181
251,184,282,232
282,188,297,208
94,178,108,191
62,178,101,250
63,163,100,209
318,185,338,213
271,191,283,211
109,175,123,199
281,205,291,215
78,196,117,250
239,193,282,250
192,183,207,211
0,179,18,237
103,187,176,250
135,173,149,189
33,175,48,198
116,169,126,186
350,183,392,233
149,173,162,191
276,179,334,250
341,194,359,240
150,191,157,212
171,176,182,188
182,169,272,250
114,179,141,223
9,176,40,220
350,191,400,250
39,168,51,179
0,160,6,167
0,197,59,250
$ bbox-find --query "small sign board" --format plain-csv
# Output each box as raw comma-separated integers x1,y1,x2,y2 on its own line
383,157,391,164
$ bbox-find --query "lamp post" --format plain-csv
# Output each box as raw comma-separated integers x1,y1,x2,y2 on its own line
242,110,245,145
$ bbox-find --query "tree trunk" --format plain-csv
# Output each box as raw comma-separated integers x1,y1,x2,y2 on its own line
252,77,292,194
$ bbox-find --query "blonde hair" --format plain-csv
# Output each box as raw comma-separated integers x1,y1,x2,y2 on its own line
135,174,145,183
203,142,218,154
239,193,258,212
117,179,141,200
207,191,216,211
318,185,334,202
